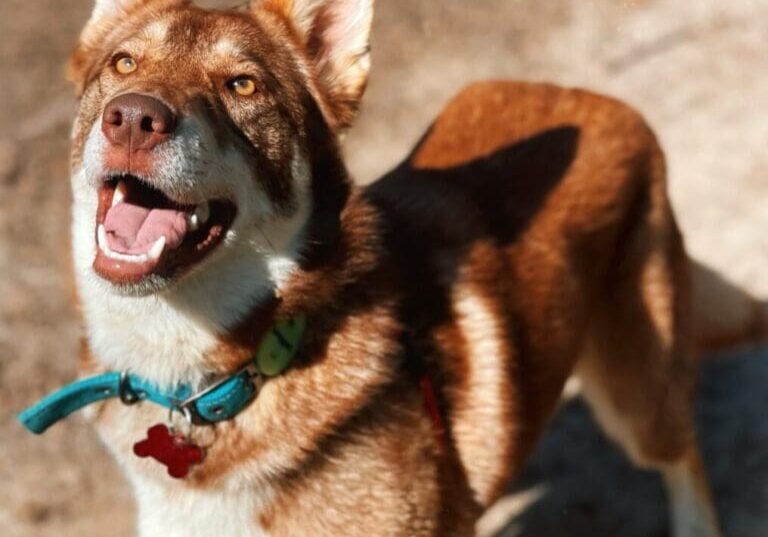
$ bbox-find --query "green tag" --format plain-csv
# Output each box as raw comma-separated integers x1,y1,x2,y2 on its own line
255,315,307,377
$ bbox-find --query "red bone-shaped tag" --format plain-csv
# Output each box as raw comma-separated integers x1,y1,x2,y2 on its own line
133,424,204,479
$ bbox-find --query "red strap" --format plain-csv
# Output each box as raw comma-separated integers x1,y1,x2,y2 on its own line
420,374,445,446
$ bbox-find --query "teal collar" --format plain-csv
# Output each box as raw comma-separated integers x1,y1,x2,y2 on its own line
19,316,306,435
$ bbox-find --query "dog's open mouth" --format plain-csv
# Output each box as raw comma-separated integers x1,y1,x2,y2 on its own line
93,175,236,284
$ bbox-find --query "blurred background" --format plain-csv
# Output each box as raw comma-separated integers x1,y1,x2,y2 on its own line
1,0,766,535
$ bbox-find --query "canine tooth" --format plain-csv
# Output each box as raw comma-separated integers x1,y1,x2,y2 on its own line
195,201,210,224
188,213,199,231
148,236,166,260
112,181,126,207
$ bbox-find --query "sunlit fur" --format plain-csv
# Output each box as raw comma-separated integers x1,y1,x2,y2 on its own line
60,1,767,536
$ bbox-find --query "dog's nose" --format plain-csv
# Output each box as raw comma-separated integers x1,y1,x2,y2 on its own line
101,93,177,151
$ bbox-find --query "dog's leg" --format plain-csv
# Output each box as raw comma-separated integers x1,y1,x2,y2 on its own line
575,346,721,537
573,163,722,536
662,450,722,537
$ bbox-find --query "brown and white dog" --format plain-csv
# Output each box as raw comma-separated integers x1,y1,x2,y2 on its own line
58,0,767,535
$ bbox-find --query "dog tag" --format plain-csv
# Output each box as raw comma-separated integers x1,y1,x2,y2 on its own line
133,424,204,479
256,315,306,376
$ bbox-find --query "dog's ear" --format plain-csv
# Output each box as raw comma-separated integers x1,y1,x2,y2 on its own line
90,0,151,20
255,0,373,131
69,0,187,95
82,0,186,37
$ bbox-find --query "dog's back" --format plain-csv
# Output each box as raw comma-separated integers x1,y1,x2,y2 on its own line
365,82,721,536
369,80,665,280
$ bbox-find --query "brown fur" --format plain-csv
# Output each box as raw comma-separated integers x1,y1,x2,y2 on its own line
62,1,766,534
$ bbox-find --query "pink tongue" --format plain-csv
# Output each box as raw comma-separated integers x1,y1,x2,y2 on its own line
104,202,189,255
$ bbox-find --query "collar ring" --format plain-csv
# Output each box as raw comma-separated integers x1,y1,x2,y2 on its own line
168,404,194,439
118,370,145,405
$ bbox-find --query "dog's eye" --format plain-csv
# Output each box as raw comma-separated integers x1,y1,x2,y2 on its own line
114,56,138,75
228,77,256,97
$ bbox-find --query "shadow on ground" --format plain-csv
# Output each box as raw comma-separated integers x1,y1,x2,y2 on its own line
483,347,768,537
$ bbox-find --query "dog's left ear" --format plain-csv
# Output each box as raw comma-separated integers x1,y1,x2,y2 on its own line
254,0,373,131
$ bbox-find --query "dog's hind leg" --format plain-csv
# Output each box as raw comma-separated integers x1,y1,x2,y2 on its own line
576,338,721,537
574,169,722,537
662,449,722,537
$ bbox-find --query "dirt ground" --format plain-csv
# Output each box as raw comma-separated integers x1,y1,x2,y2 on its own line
0,1,766,536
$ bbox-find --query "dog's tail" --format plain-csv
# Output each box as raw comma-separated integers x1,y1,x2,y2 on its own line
693,260,768,350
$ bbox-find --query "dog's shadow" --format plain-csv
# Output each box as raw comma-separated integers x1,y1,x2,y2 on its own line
484,347,768,537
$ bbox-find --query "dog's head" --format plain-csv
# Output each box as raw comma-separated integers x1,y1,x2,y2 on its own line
69,0,372,299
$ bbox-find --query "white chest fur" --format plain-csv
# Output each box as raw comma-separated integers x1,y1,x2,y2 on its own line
133,477,272,537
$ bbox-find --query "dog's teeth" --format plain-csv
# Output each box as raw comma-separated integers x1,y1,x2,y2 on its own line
148,236,166,260
97,224,110,251
108,251,148,263
195,201,210,224
112,181,126,207
188,213,199,231
98,224,160,264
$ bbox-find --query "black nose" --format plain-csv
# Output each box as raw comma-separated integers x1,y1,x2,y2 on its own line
101,93,177,151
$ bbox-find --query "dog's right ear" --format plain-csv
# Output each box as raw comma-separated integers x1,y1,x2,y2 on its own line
253,0,374,131
69,0,186,95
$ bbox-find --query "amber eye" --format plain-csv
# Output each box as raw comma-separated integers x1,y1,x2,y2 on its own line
115,56,138,75
229,77,256,96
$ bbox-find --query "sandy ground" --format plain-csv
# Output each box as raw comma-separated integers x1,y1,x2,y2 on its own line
0,1,766,536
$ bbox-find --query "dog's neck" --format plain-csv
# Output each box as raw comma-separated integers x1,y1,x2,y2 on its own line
76,243,285,388
75,193,369,391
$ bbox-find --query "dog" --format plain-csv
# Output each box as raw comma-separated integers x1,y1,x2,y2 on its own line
20,0,767,535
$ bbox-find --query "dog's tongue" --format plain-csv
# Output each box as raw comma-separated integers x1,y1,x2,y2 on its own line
104,202,188,255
